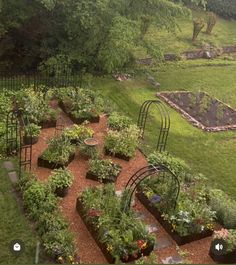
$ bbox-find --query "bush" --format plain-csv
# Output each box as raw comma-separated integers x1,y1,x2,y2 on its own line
23,181,58,220
207,0,236,19
209,189,236,229
147,151,190,177
48,168,74,190
108,112,132,131
25,123,41,137
42,135,76,164
104,125,139,158
62,124,94,143
88,158,121,182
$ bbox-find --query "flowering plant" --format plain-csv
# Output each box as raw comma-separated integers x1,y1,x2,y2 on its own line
213,229,236,253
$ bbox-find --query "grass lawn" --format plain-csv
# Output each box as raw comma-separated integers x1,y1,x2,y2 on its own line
95,59,236,199
135,10,236,57
0,161,45,264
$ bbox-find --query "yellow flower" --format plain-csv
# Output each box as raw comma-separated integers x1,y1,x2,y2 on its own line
58,257,63,261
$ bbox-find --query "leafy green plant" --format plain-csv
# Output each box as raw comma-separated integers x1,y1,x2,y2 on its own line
209,189,236,229
104,125,139,158
79,143,98,159
49,168,74,190
88,159,121,182
23,181,58,220
62,124,94,143
42,135,76,164
25,123,41,137
108,112,132,131
80,185,155,260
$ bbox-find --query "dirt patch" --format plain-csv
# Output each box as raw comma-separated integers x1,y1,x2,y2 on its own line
158,91,236,132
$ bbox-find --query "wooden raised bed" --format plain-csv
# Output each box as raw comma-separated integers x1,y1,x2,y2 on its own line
39,119,57,129
76,198,154,263
23,136,39,145
209,248,236,264
104,148,131,161
59,101,100,124
86,171,120,183
136,190,213,245
38,153,75,169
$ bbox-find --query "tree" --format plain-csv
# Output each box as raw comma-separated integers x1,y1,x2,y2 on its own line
0,0,191,73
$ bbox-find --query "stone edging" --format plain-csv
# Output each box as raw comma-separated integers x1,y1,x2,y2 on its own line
157,91,236,132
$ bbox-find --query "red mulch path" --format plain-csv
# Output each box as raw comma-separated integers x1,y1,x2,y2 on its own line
31,103,215,264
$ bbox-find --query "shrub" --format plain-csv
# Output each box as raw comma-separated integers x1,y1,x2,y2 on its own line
42,229,75,259
23,181,58,220
48,168,74,190
104,125,139,158
25,123,41,137
207,0,236,19
206,12,217,35
147,151,190,178
192,18,205,43
108,112,132,131
209,189,236,229
88,159,121,182
62,124,94,143
42,135,76,164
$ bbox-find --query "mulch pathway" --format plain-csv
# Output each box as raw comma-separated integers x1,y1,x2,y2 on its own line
31,102,214,264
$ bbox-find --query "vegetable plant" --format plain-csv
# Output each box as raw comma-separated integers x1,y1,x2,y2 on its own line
49,168,74,190
108,112,132,131
213,229,236,253
24,123,41,137
62,124,94,144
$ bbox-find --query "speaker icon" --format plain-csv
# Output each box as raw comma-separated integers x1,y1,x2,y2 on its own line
215,243,224,251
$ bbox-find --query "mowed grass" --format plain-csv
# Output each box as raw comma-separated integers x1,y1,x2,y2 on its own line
135,10,236,57
0,162,39,264
95,61,236,199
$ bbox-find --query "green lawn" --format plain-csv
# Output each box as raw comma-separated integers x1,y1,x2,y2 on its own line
0,161,42,264
135,10,236,57
95,60,236,199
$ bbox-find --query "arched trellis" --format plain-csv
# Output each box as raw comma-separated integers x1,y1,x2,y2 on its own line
6,108,33,177
122,164,180,212
137,100,170,152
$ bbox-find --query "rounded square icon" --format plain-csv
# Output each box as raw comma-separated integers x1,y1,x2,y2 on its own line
10,239,24,255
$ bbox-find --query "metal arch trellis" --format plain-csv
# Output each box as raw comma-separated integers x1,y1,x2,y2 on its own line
137,100,170,152
122,164,180,213
6,107,33,177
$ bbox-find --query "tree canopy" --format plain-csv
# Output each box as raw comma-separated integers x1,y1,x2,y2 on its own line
0,0,196,73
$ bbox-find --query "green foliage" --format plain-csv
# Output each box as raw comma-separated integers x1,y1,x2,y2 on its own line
108,112,133,131
42,135,76,164
25,123,41,137
62,124,94,143
206,12,217,35
88,158,121,182
79,143,98,159
23,181,58,220
209,189,236,229
192,18,205,42
104,125,139,158
207,0,236,19
49,168,74,190
80,185,155,260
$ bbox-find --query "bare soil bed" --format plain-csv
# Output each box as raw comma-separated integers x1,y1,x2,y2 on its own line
158,91,236,132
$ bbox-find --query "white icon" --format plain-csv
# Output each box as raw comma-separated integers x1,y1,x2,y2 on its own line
215,243,223,251
13,243,21,252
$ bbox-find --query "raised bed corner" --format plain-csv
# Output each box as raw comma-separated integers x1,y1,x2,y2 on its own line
104,148,131,161
38,153,75,169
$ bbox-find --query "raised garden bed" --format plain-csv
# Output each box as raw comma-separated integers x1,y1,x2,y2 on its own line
209,248,236,264
38,153,75,169
158,91,236,132
59,101,100,124
136,190,213,245
39,119,57,129
76,198,154,263
104,148,131,161
23,136,39,145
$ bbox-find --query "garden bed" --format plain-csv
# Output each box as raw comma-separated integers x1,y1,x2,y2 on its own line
39,119,57,129
86,171,120,183
104,148,131,161
209,249,236,264
76,198,154,263
136,190,213,245
158,91,236,132
59,101,100,124
38,153,75,169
